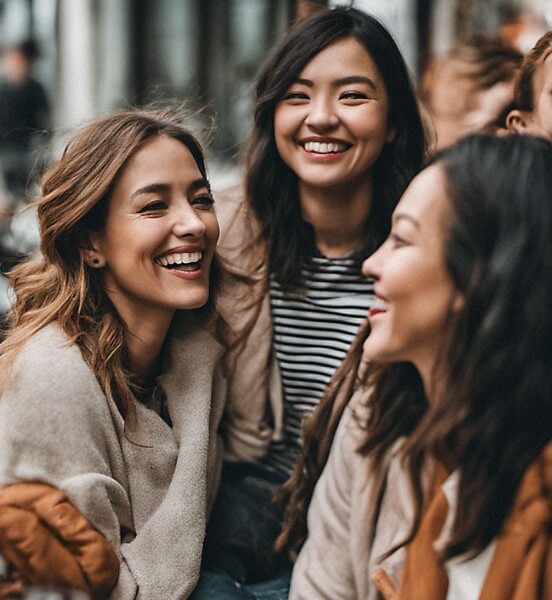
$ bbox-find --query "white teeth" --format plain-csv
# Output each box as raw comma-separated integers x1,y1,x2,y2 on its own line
372,297,388,310
156,251,202,266
304,141,348,153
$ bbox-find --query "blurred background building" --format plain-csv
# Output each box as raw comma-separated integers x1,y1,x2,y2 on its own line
0,0,551,312
1,0,550,160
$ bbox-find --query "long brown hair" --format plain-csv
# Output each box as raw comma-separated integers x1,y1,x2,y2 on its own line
514,30,552,112
280,134,552,561
0,107,222,421
276,318,426,556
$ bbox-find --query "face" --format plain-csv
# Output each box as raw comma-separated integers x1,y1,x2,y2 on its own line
90,135,219,327
274,36,394,194
526,51,552,139
361,165,462,380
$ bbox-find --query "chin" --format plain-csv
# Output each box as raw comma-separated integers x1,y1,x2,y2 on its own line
362,337,399,364
175,288,210,310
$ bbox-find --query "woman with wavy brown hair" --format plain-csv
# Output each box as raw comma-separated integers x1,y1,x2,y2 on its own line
0,108,229,599
287,134,552,599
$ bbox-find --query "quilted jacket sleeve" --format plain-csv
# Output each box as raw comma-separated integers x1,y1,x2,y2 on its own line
0,481,119,600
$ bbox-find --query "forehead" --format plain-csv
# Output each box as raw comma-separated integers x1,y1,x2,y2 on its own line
395,164,450,235
540,50,552,78
116,135,202,188
298,36,383,81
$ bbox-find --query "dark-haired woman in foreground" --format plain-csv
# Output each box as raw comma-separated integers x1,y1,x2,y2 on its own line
197,8,426,594
289,134,552,599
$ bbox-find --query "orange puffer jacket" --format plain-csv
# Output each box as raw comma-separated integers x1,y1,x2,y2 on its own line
0,481,119,599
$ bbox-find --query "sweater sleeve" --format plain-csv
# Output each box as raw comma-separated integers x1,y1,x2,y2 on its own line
290,403,362,600
1,322,223,600
0,338,141,598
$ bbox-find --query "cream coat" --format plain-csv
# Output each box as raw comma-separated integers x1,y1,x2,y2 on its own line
215,186,284,461
0,315,226,600
290,387,413,600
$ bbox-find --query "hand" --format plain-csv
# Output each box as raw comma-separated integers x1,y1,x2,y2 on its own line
373,568,399,600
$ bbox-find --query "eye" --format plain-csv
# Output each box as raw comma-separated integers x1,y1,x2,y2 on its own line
390,232,409,248
282,91,310,103
340,90,369,103
139,200,168,213
192,194,215,210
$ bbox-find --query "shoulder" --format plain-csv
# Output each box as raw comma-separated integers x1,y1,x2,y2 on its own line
214,184,264,257
2,322,107,423
11,322,94,387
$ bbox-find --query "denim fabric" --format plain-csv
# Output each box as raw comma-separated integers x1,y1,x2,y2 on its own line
190,571,291,600
201,462,291,584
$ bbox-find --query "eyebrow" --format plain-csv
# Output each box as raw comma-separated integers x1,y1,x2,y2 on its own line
393,213,420,228
294,75,378,91
130,177,210,200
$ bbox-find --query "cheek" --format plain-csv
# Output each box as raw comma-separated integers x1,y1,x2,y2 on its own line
353,107,390,140
274,106,299,144
205,214,220,247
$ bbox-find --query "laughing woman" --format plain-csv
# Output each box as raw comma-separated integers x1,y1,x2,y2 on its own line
199,8,426,590
289,134,552,599
0,109,228,599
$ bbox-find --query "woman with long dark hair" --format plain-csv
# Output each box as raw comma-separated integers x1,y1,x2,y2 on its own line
197,6,426,594
288,134,552,599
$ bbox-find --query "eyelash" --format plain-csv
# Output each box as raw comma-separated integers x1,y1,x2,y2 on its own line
390,233,408,247
140,200,167,212
283,91,309,102
340,91,368,100
192,195,215,209
138,195,215,213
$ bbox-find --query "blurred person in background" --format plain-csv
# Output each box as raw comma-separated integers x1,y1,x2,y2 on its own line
0,39,50,213
506,31,552,140
191,6,426,599
422,36,523,149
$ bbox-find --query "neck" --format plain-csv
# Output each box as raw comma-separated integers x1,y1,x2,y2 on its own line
108,296,174,378
299,178,373,258
417,356,446,407
126,321,170,379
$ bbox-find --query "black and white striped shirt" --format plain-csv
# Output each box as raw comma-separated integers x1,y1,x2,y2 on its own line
263,255,374,476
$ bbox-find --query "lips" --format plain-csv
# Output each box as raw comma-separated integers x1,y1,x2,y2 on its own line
154,248,203,272
369,296,388,319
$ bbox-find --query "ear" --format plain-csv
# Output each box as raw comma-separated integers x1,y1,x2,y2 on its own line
451,291,465,314
506,109,532,133
385,123,397,144
82,232,106,269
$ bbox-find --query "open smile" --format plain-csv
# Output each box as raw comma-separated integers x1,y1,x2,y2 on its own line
299,138,352,156
155,250,203,272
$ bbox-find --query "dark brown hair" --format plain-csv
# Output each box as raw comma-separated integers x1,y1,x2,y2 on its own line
514,30,552,112
246,6,426,290
279,134,552,560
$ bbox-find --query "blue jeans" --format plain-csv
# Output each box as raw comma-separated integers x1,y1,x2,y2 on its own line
190,571,291,600
200,462,291,584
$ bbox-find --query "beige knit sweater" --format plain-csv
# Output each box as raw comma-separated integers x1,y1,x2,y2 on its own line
0,315,226,599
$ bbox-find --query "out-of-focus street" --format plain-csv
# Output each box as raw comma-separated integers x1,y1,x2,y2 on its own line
0,0,551,320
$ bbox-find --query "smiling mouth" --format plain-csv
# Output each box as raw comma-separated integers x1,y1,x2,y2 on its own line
302,141,351,154
369,297,388,318
155,251,202,272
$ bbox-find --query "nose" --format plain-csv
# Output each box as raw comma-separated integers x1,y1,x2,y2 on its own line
362,242,385,281
305,96,339,131
172,202,206,238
